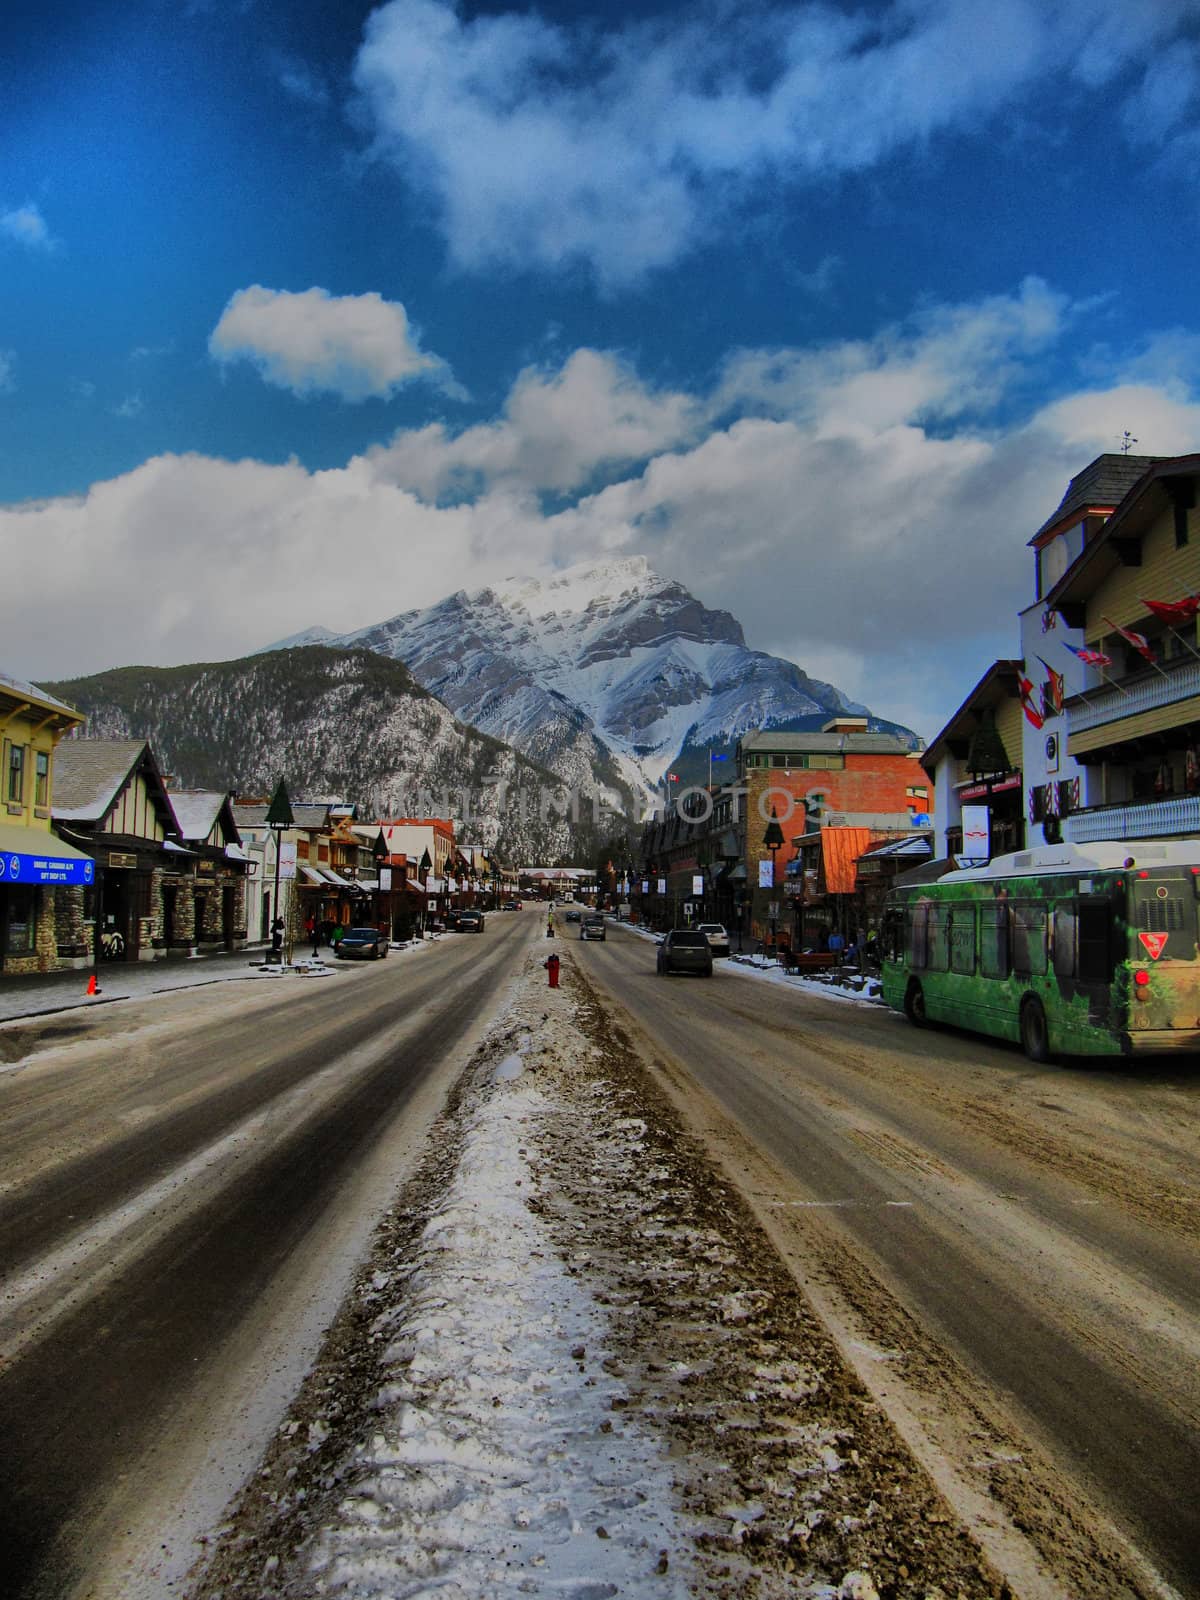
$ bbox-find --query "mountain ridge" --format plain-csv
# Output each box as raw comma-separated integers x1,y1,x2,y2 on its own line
261,558,915,807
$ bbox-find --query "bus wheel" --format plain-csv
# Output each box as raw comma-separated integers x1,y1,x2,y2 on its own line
903,981,927,1026
1020,997,1050,1063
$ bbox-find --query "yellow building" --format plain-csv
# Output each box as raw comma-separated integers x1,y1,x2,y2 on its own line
0,672,90,973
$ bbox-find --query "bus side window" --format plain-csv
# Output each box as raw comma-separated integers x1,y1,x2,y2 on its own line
927,904,949,971
906,904,928,968
1077,901,1114,984
1012,902,1047,977
979,902,1009,978
1053,904,1077,977
950,903,976,974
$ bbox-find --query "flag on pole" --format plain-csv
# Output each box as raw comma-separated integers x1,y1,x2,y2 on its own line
1103,615,1162,669
1036,656,1064,716
1062,640,1113,668
710,752,729,761
667,772,680,782
1017,673,1044,729
1141,594,1200,628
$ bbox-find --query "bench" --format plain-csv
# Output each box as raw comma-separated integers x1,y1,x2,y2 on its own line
782,950,839,973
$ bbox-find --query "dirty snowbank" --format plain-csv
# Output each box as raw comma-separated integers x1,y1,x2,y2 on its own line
189,955,999,1600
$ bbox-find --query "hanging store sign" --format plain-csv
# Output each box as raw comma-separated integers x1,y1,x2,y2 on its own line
0,847,95,886
107,851,137,870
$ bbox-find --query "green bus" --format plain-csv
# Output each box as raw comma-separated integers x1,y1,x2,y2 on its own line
880,841,1200,1060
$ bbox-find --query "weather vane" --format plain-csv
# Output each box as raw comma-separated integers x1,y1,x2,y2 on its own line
1120,430,1138,455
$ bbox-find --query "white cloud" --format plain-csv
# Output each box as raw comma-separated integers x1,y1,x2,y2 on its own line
0,350,14,394
369,349,701,498
0,202,54,252
9,280,1200,746
352,0,1196,287
114,393,144,419
208,285,453,401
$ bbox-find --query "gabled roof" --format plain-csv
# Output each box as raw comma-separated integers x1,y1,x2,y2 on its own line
52,738,179,832
1047,453,1200,611
921,661,1022,772
1029,453,1160,545
169,790,241,846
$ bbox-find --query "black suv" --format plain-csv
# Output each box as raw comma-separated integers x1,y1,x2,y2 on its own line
656,929,713,977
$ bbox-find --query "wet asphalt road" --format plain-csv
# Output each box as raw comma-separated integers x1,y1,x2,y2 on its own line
0,916,536,1600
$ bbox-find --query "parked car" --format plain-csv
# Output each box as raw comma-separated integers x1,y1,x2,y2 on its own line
656,928,714,977
336,926,389,960
457,909,485,932
580,914,606,942
697,922,731,956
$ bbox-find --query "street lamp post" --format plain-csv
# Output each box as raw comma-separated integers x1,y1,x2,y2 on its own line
763,806,785,955
265,778,294,964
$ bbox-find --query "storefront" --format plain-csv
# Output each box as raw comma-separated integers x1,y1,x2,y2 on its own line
0,824,95,973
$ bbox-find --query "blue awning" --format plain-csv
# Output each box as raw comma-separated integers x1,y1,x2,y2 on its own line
0,824,94,886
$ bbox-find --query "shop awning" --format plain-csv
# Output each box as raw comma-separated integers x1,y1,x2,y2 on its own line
300,865,326,884
0,824,94,886
163,839,197,856
322,868,353,888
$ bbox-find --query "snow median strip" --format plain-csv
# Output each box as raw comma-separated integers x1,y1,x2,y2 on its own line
189,951,1005,1600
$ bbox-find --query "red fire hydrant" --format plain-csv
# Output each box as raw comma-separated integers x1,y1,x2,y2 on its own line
545,953,560,988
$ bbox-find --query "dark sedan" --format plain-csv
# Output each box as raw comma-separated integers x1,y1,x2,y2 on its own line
656,928,713,977
335,926,389,960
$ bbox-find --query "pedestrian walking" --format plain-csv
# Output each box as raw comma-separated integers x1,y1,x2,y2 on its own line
332,921,345,951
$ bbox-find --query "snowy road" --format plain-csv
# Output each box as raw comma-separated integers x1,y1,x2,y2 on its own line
572,923,1200,1599
0,914,539,1600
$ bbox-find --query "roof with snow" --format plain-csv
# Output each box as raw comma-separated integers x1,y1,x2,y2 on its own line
52,739,166,823
0,671,84,725
168,790,240,845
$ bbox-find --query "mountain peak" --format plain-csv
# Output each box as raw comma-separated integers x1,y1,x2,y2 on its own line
490,555,659,618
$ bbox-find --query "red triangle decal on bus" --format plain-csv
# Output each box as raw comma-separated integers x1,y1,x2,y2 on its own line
1138,931,1169,960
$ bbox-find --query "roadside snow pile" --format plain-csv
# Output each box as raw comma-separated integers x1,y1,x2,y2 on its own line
189,954,998,1600
298,1034,696,1598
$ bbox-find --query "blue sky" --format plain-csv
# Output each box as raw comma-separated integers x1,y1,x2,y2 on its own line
4,0,1200,741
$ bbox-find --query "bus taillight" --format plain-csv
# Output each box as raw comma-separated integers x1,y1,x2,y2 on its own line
1134,968,1151,1000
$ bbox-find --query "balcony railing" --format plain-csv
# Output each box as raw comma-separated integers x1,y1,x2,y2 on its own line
1064,795,1200,843
1068,657,1200,735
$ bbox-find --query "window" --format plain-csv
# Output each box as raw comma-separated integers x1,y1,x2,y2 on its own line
980,902,1010,978
906,903,929,968
34,750,49,808
949,905,976,974
1011,902,1047,976
5,884,36,953
7,742,25,805
925,903,950,971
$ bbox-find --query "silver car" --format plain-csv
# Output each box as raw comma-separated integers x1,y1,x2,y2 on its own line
696,922,730,957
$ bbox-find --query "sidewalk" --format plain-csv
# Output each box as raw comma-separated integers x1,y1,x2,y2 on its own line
0,945,285,1023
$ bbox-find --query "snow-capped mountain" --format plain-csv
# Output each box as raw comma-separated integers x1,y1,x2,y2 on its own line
268,558,913,810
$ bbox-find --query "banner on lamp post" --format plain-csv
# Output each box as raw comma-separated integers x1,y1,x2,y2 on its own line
960,804,990,863
692,874,704,896
758,859,774,889
658,877,667,895
279,842,297,881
